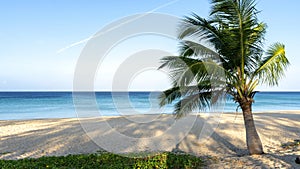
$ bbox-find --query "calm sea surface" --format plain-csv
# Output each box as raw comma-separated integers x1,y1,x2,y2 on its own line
0,92,299,120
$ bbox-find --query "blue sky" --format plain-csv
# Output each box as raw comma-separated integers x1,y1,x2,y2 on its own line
0,0,299,91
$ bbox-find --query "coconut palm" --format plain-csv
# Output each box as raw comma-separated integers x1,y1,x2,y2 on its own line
159,0,289,155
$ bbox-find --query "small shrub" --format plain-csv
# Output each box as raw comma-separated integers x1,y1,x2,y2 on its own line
281,139,300,149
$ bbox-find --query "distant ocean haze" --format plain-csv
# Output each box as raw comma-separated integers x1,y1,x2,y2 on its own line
0,92,299,120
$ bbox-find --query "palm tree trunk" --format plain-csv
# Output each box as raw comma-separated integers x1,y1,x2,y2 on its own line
239,99,264,155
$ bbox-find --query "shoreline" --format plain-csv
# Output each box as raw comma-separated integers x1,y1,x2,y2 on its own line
1,110,299,122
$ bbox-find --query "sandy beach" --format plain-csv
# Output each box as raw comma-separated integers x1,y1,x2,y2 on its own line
0,111,299,168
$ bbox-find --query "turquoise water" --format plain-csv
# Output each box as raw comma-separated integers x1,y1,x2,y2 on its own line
0,92,299,120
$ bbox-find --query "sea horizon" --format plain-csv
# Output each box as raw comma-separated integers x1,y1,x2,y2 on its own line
1,90,300,92
1,91,300,120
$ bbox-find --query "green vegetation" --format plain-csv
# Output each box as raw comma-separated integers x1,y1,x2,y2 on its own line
0,152,204,169
159,0,289,155
281,139,300,149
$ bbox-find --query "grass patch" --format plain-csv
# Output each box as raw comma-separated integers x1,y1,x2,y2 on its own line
0,152,204,169
0,152,11,155
281,139,300,149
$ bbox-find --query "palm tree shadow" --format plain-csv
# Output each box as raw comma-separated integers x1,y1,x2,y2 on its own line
171,113,300,168
174,116,248,156
210,132,248,156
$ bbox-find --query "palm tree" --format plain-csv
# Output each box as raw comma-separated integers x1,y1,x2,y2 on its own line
159,0,289,155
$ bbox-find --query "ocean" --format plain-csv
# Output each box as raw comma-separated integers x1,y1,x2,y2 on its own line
0,92,299,120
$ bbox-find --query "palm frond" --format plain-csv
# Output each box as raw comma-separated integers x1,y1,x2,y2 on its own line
159,80,212,107
174,92,211,118
178,13,223,49
159,56,203,85
160,55,227,87
159,56,199,70
179,40,219,59
159,86,182,107
253,43,289,86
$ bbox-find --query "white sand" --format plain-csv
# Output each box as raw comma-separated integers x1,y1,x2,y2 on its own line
0,111,299,168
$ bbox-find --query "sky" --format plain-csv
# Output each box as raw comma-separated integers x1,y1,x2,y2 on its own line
0,0,299,91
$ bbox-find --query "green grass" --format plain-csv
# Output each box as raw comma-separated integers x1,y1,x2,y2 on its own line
281,139,300,149
0,152,204,169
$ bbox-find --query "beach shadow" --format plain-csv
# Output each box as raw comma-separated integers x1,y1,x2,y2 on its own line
178,115,248,156
267,153,300,168
172,112,300,168
0,119,103,159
